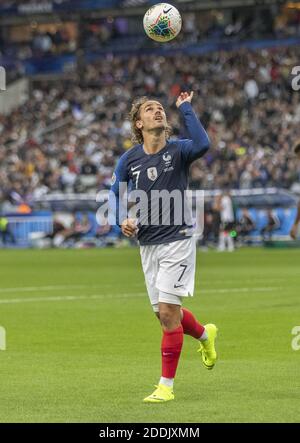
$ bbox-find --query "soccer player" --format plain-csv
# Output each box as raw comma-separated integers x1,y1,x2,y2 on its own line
218,190,235,252
290,142,300,240
110,91,217,403
261,209,281,241
238,208,255,245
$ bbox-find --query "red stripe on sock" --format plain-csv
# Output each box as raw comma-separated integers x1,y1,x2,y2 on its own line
161,325,183,379
181,308,205,339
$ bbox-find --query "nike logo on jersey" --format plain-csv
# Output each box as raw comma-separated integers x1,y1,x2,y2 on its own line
131,165,141,171
163,7,172,13
174,284,184,289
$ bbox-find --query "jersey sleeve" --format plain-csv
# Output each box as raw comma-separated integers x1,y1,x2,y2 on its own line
178,101,210,165
109,152,129,226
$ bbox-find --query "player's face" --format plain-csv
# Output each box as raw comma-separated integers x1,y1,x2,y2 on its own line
137,100,167,132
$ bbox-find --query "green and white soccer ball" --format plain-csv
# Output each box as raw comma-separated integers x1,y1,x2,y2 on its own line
143,3,182,43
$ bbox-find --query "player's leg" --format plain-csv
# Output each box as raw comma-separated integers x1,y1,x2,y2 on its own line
157,238,218,370
159,298,183,388
218,229,226,251
140,244,177,402
226,223,235,251
156,305,208,342
180,306,217,369
139,244,160,313
143,238,218,403
156,238,200,333
180,307,207,340
143,296,183,403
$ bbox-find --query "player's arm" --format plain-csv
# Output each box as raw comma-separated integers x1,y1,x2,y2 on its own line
109,154,137,238
290,201,300,240
176,91,210,164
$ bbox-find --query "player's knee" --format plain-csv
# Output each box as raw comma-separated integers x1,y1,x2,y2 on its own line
159,311,172,328
159,303,181,330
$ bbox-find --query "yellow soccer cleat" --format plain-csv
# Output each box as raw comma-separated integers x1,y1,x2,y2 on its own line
143,384,175,403
198,323,218,370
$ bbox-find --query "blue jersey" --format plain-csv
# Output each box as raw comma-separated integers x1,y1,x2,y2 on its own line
110,102,210,246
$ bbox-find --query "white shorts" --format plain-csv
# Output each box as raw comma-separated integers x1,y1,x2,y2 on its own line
140,237,196,312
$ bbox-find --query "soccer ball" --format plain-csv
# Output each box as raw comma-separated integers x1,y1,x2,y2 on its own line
143,3,182,43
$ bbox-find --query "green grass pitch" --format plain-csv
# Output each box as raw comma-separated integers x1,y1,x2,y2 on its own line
0,247,299,423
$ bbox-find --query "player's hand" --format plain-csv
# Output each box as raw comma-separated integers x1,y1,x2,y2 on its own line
290,223,298,240
121,218,138,238
176,91,194,108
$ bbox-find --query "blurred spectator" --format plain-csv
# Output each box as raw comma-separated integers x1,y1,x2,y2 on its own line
32,31,52,55
199,209,213,250
0,215,15,246
211,196,222,246
95,222,122,246
63,213,92,243
0,46,300,201
237,208,255,244
44,218,67,247
218,191,235,252
261,209,281,241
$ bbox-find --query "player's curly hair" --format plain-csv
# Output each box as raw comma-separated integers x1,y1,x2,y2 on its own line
129,96,172,145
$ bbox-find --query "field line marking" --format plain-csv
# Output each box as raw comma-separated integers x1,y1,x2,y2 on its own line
0,280,289,294
0,283,148,293
201,287,282,294
0,278,296,295
0,286,282,305
0,292,146,304
0,285,108,293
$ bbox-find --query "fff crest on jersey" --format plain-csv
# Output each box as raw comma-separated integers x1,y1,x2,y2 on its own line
163,153,172,163
147,167,158,181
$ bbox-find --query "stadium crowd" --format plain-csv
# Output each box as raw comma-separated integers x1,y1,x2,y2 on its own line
1,6,300,60
0,45,300,211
